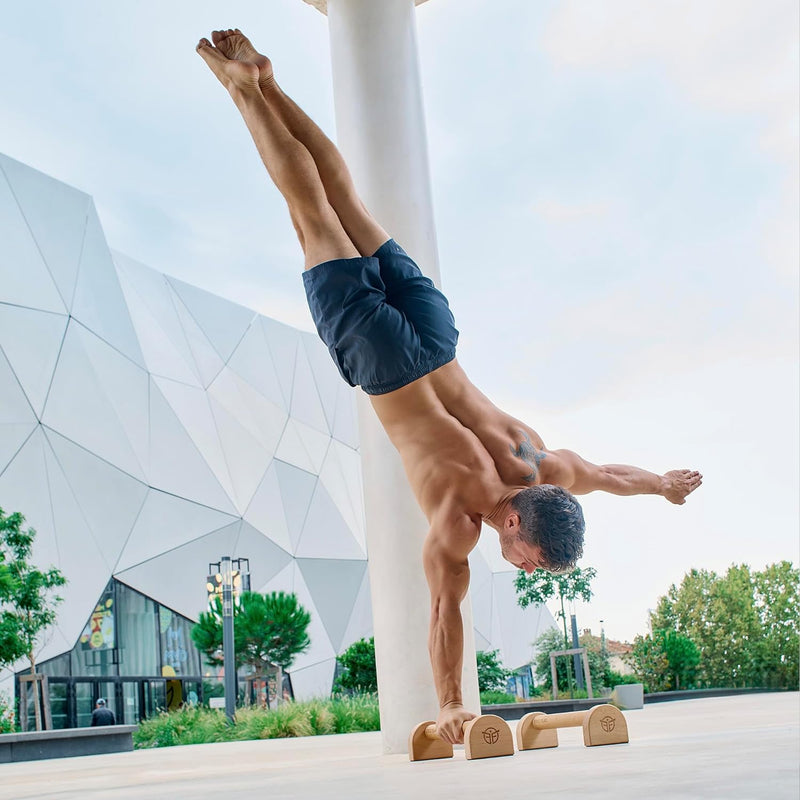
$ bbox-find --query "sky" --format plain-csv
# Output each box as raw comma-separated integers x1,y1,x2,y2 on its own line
0,0,797,645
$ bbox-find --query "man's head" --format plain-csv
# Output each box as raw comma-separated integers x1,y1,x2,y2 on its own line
500,485,585,573
96,698,106,707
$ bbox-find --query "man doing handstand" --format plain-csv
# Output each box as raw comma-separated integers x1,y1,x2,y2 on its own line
196,29,703,745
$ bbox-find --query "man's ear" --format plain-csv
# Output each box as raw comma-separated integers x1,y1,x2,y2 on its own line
505,512,521,530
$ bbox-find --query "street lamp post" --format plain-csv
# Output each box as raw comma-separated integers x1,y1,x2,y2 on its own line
207,557,250,724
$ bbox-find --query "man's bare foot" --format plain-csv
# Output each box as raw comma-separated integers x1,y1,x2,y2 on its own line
196,36,260,93
211,29,274,89
662,469,703,505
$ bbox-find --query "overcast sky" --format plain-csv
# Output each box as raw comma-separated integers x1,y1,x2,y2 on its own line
1,0,797,644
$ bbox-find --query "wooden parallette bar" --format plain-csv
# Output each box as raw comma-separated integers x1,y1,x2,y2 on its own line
515,704,629,751
409,714,515,761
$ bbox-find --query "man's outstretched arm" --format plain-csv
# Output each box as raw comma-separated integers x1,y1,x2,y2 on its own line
552,449,703,504
422,517,480,744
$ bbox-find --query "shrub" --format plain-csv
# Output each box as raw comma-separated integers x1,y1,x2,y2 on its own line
0,691,14,734
133,694,381,749
480,690,517,705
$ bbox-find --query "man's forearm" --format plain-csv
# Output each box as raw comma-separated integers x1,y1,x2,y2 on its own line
428,601,465,708
601,464,666,496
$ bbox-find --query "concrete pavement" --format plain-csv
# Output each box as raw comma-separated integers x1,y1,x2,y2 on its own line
1,692,797,800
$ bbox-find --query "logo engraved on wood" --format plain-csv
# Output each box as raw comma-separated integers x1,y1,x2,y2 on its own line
600,715,616,733
482,726,500,745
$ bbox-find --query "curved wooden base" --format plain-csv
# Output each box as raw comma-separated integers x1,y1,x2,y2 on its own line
409,714,515,761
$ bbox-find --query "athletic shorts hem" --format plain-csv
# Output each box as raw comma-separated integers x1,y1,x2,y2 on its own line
361,350,456,396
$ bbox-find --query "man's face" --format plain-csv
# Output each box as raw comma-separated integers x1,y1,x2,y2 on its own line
500,534,545,574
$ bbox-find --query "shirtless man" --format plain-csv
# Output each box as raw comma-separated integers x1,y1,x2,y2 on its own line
196,29,703,745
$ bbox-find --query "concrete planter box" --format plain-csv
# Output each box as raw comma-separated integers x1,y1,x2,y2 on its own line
612,683,644,710
0,725,136,763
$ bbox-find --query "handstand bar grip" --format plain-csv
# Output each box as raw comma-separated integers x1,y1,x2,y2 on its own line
531,710,587,730
423,722,468,740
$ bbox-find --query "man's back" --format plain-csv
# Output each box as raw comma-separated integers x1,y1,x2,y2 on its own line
369,358,547,525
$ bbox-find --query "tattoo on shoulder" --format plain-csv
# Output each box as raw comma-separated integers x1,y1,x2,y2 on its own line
510,429,547,484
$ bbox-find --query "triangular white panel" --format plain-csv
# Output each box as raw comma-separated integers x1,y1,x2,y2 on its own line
243,460,293,554
71,205,145,368
318,444,364,551
115,489,239,572
116,264,200,385
43,441,113,643
43,322,147,481
0,423,37,475
288,658,336,702
274,461,317,553
330,442,365,547
148,380,237,514
291,344,330,434
167,276,256,364
0,305,67,417
0,169,65,314
171,289,225,387
72,322,150,476
295,484,366,560
281,565,335,671
235,522,293,592
260,317,298,407
226,320,287,411
0,154,90,310
0,428,58,569
206,384,274,512
33,626,74,672
332,382,358,448
293,420,330,474
275,420,316,473
113,252,201,384
339,568,374,653
297,559,367,653
153,376,235,502
116,523,242,621
209,367,287,456
302,334,341,434
257,559,295,596
0,344,36,426
44,429,148,570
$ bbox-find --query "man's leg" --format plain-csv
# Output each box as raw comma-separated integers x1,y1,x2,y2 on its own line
210,29,390,257
196,37,360,270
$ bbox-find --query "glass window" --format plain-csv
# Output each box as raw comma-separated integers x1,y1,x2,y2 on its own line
158,606,201,676
116,582,159,676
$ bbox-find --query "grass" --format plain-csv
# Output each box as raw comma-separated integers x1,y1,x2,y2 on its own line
133,694,381,749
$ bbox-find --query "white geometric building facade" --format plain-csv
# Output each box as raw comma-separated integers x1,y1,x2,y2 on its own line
0,153,555,704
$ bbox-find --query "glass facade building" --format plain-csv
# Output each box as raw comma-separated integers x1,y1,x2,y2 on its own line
16,580,206,729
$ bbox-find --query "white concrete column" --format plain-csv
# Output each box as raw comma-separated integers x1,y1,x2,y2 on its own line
325,0,481,754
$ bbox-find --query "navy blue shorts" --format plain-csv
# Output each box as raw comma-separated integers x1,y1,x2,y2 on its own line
302,239,459,395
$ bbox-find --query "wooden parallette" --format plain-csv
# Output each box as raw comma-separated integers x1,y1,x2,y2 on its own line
409,714,515,761
515,704,629,751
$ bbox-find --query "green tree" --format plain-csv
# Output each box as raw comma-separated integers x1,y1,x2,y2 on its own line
532,627,610,695
335,637,377,693
0,508,67,731
627,633,670,692
752,561,799,688
662,631,700,690
191,591,311,705
646,562,798,689
476,649,514,693
515,566,597,648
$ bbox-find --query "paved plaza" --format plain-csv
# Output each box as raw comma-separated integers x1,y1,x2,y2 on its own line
1,693,797,800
